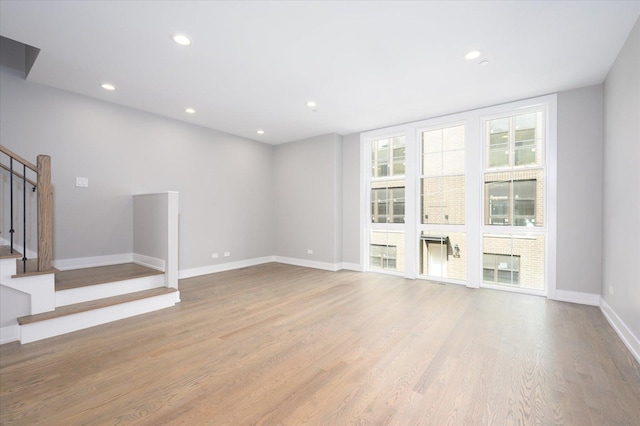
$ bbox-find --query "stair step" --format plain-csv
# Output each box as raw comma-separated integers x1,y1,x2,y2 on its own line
0,245,22,259
18,287,178,325
55,263,163,291
11,258,58,278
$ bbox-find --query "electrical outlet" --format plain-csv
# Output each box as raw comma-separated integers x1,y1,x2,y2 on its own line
609,285,614,295
224,252,230,257
307,249,313,255
211,253,218,259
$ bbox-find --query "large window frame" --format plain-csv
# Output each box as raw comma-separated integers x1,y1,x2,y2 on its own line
361,94,556,297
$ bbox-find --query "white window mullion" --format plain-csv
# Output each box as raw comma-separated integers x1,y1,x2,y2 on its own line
404,127,417,279
465,116,482,288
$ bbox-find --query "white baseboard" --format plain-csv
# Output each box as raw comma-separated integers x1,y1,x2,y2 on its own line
551,289,600,306
600,298,640,365
340,262,363,272
0,323,20,345
179,256,275,279
273,256,341,272
52,253,134,271
132,253,165,272
0,237,37,259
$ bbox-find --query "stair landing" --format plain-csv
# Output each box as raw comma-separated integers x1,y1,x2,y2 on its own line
54,263,163,291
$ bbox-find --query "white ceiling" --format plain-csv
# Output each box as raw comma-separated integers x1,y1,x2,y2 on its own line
1,1,639,145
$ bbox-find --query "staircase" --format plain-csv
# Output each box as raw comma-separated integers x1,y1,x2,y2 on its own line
1,145,181,344
1,248,180,344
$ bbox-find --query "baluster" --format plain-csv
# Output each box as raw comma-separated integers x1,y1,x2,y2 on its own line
22,163,28,273
9,158,15,254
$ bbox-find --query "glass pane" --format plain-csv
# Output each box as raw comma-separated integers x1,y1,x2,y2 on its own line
442,150,464,175
488,118,510,168
514,113,539,166
421,176,464,225
372,138,390,177
442,125,465,151
422,129,443,154
392,137,406,176
483,268,495,281
513,170,544,227
370,188,388,223
485,179,510,225
370,231,405,272
391,187,405,223
419,231,466,280
422,152,443,176
483,234,545,290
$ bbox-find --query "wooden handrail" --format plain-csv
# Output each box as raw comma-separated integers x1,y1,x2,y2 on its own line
0,163,38,187
0,145,38,172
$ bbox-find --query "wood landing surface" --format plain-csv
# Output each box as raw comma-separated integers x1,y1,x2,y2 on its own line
54,263,164,291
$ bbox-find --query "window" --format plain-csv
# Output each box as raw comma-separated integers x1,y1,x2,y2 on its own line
486,112,543,169
421,125,465,225
486,179,537,226
363,95,554,295
371,186,405,223
370,244,397,270
483,253,520,285
372,137,405,178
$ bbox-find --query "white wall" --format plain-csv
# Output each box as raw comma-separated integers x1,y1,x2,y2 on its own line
0,66,274,271
273,134,342,267
341,133,361,267
556,84,604,295
602,18,640,341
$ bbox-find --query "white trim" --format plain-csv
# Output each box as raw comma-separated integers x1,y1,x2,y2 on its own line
600,298,640,365
55,274,165,307
0,237,37,259
20,291,180,344
178,256,275,279
52,253,133,271
273,256,341,272
340,262,363,272
551,290,600,306
132,253,165,272
0,324,20,345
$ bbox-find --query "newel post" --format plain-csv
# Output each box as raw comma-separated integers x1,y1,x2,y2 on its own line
37,155,53,271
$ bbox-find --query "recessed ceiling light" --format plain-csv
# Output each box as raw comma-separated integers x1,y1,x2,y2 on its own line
172,34,192,46
465,50,482,60
185,108,196,114
101,83,115,91
306,101,317,108
257,130,265,135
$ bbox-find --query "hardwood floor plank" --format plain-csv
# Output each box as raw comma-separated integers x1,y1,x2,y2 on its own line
1,263,639,425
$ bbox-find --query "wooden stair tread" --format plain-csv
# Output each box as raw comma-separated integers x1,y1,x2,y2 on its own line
18,287,178,325
55,263,164,291
11,258,58,278
0,245,22,259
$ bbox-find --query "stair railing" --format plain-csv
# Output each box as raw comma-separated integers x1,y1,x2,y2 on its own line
0,145,52,273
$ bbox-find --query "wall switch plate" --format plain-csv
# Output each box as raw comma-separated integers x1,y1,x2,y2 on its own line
307,249,313,255
212,253,219,259
224,252,230,257
609,285,614,295
75,177,89,187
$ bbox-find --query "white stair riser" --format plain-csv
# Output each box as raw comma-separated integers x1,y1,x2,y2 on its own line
0,257,17,276
0,269,56,314
20,291,180,344
56,274,165,307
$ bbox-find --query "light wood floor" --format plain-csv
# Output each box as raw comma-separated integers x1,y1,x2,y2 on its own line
1,263,639,425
